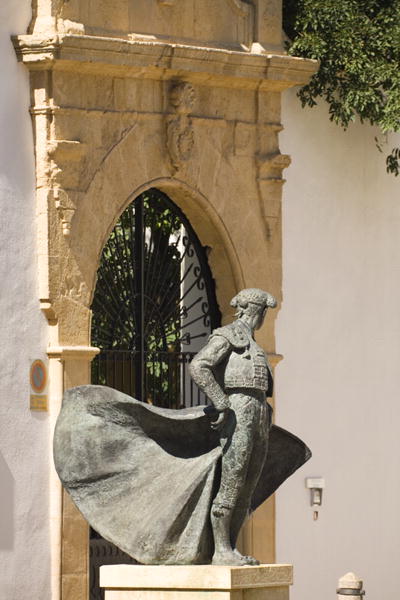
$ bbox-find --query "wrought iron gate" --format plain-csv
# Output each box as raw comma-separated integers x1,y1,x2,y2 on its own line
89,187,221,599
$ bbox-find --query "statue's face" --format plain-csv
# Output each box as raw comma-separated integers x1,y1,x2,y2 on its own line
254,305,267,330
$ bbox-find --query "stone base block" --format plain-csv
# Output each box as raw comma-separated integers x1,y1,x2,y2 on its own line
100,564,293,600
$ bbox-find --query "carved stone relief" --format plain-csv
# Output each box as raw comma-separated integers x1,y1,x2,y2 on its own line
234,122,256,157
54,188,76,237
166,82,196,174
255,119,291,215
226,0,251,17
48,139,86,163
60,271,89,305
257,150,291,182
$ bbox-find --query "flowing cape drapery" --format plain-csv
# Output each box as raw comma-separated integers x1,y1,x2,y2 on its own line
54,385,311,564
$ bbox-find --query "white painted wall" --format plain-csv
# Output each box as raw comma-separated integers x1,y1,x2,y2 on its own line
276,87,400,599
0,4,50,599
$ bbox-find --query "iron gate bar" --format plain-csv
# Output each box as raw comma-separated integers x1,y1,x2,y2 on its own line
134,197,144,400
92,350,209,407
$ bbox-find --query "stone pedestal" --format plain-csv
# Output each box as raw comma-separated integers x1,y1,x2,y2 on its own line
100,564,293,600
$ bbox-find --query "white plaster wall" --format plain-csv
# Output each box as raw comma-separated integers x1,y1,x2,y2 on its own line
0,4,50,599
276,87,400,599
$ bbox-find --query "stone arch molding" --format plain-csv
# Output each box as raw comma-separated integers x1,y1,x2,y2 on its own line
54,119,244,347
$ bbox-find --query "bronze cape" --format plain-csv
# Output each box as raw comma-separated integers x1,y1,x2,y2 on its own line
54,385,310,564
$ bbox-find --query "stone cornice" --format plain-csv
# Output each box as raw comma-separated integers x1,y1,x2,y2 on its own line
13,33,318,90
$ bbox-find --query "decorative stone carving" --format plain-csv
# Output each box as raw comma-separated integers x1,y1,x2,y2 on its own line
234,122,255,156
226,0,251,17
60,271,89,304
257,151,292,181
54,188,76,236
47,140,87,223
254,121,292,230
48,140,86,163
166,82,196,174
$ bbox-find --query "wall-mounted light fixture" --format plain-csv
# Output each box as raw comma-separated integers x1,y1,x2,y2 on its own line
305,477,325,520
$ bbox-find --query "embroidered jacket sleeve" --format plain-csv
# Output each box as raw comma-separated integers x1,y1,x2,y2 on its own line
189,335,231,411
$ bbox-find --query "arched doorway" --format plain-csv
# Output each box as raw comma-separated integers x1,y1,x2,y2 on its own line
89,187,221,598
91,186,221,406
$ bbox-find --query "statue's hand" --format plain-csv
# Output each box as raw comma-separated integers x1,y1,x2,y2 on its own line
210,410,227,431
203,404,228,431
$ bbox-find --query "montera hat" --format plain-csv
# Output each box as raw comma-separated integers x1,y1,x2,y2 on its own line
230,288,277,310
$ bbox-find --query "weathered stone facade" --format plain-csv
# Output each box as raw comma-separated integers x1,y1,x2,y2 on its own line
13,2,316,599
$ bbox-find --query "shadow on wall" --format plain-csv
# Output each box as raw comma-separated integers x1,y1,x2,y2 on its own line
0,451,14,549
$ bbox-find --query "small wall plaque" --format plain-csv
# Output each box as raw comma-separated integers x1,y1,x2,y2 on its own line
30,395,48,411
30,359,48,411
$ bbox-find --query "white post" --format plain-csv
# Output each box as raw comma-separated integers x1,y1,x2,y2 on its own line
337,573,365,599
